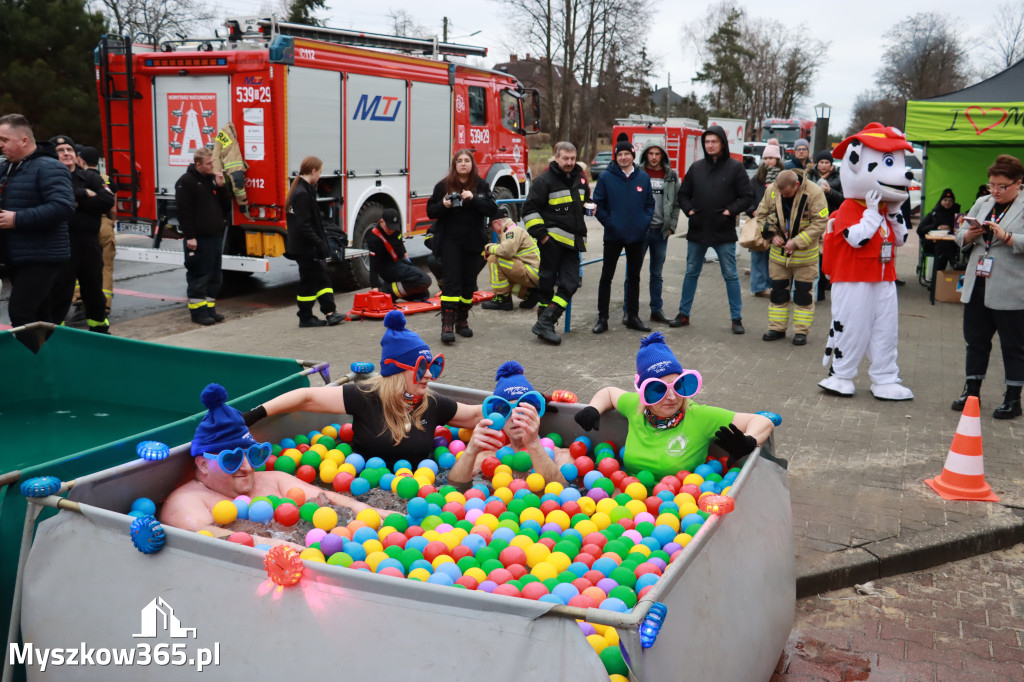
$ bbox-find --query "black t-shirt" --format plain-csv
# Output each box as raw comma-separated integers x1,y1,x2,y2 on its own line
342,383,459,466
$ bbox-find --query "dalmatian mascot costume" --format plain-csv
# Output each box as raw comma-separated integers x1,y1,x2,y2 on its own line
819,123,915,401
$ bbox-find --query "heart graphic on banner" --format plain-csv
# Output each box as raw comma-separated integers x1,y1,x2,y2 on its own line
965,106,1008,135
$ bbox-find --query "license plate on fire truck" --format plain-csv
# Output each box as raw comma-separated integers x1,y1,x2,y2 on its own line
116,221,153,236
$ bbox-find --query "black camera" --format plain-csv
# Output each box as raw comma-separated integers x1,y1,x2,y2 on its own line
446,192,463,208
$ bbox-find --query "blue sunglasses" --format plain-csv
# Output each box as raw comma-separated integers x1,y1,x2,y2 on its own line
482,391,547,419
202,442,272,474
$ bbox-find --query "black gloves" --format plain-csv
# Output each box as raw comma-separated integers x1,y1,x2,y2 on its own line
714,423,757,469
242,405,268,427
574,406,601,432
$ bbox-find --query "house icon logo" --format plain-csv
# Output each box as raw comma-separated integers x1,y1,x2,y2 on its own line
133,597,197,639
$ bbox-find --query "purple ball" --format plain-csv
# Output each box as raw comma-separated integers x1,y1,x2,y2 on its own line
434,436,449,448
662,542,682,555
578,622,597,636
597,577,619,594
648,557,668,572
320,534,344,558
478,580,498,593
541,522,563,535
587,488,609,502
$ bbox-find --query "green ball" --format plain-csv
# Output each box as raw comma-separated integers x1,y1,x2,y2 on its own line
595,451,614,462
327,552,353,567
360,468,384,487
570,513,591,528
310,541,321,551
299,502,319,522
609,506,632,524
609,566,637,588
517,527,539,542
684,523,704,536
544,432,563,447
457,556,479,572
543,578,561,591
396,477,420,500
475,547,498,564
600,645,629,676
316,436,337,451
250,496,272,505
438,485,457,497
454,520,473,534
609,585,638,608
634,521,655,538
480,558,504,574
650,549,671,563
384,513,408,533
521,493,541,508
489,538,509,553
338,443,352,456
439,511,458,525
635,469,656,490
507,500,527,516
434,446,450,459
593,478,615,496
520,574,539,584
553,541,578,556
300,450,322,468
613,493,632,506
425,492,446,507
556,571,577,584
273,456,296,475
707,473,723,483
603,524,625,539
272,443,282,456
420,516,442,531
267,495,282,508
400,548,424,570
540,530,561,543
511,451,533,473
293,434,310,445
384,545,403,560
698,511,710,520
497,520,520,534
605,540,629,557
499,511,519,523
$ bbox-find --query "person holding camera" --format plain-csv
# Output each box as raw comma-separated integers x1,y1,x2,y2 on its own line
426,150,498,344
952,154,1024,419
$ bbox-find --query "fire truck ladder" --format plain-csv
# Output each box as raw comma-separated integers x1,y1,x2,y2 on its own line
244,17,488,58
97,35,141,228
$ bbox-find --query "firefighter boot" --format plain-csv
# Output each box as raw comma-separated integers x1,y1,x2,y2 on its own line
190,307,215,326
482,293,513,311
519,289,540,309
532,303,563,345
208,305,225,323
456,302,474,337
440,303,457,345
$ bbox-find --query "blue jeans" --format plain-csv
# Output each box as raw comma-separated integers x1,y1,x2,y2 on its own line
749,250,770,293
623,228,669,315
677,241,743,320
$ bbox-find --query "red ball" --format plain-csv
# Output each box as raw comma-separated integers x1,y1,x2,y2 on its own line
265,455,278,471
296,443,310,452
442,502,466,520
508,478,528,492
597,457,620,477
638,585,656,599
493,583,521,598
539,500,560,516
383,532,407,549
574,456,595,477
561,501,581,517
480,456,501,478
581,543,604,559
455,575,479,590
405,525,424,538
681,483,701,498
506,563,527,580
484,500,507,517
521,581,550,600
568,594,598,609
653,483,673,496
676,470,692,483
496,431,510,446
349,561,370,571
644,496,663,516
634,563,663,578
583,569,605,584
274,502,300,526
434,425,452,443
487,567,513,585
332,472,354,493
573,552,596,568
583,533,607,548
499,546,528,568
295,465,316,483
228,532,254,546
451,545,473,561
423,541,450,563
465,488,487,501
569,440,588,458
620,476,639,489
417,484,437,498
379,566,404,578
338,423,354,443
571,578,593,593
609,470,628,488
538,537,556,551
617,518,635,531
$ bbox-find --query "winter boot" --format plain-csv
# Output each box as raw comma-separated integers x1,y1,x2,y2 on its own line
482,293,513,311
951,379,982,412
519,289,540,309
993,385,1022,420
208,305,225,323
190,307,215,326
456,302,474,337
441,303,456,345
532,303,563,345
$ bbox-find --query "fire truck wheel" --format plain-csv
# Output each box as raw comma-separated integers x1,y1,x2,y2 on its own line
351,200,384,289
492,186,519,222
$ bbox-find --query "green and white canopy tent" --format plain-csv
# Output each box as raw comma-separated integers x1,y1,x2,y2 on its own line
905,58,1024,213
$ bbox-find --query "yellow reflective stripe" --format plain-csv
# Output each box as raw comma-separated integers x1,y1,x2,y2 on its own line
297,294,318,302
548,196,573,205
524,264,539,279
187,301,206,309
768,309,790,320
551,296,567,308
204,299,215,305
547,228,575,247
391,282,401,297
315,287,334,298
497,257,514,268
525,217,545,229
440,295,461,303
87,318,110,327
102,289,114,296
522,244,540,257
459,297,473,304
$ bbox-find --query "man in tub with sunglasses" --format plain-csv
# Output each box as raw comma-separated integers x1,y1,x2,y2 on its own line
573,332,774,476
161,383,376,537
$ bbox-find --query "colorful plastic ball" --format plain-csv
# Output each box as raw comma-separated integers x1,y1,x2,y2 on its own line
396,476,421,500
131,498,157,516
274,502,300,526
599,645,629,676
349,478,371,496
248,500,273,524
227,531,254,547
319,533,344,557
211,500,238,525
487,412,507,431
308,507,336,531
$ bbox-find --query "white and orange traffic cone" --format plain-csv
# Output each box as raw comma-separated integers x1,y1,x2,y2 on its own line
925,396,999,502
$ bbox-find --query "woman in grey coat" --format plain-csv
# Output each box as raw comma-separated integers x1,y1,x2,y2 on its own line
952,154,1024,419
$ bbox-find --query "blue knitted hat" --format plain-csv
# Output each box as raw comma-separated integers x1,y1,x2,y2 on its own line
635,332,683,383
380,310,432,377
190,383,258,456
494,361,535,402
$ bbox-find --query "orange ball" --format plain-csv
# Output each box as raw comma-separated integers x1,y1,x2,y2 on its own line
285,487,306,506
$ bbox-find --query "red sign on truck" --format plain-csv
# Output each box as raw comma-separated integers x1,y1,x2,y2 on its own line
166,93,218,166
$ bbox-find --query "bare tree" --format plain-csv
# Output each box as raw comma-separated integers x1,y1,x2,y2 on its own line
388,9,434,39
91,0,216,44
985,0,1024,70
876,12,971,101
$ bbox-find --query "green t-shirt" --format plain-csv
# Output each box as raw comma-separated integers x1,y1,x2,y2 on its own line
615,392,736,478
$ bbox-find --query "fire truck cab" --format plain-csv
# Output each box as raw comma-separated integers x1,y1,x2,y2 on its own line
96,17,541,287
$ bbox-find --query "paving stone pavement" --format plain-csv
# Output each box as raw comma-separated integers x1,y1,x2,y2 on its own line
130,216,1024,593
773,543,1024,681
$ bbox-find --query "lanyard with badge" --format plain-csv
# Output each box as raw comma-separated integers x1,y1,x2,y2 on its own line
976,204,1011,278
878,213,893,264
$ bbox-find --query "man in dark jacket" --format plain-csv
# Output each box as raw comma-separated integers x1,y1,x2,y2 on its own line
0,114,75,349
673,125,753,333
176,147,231,325
49,135,115,333
523,141,591,344
365,208,431,302
592,135,654,333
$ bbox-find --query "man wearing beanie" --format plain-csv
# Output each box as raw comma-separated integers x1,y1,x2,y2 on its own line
786,139,811,171
160,383,374,540
450,360,570,486
592,133,654,334
366,207,431,303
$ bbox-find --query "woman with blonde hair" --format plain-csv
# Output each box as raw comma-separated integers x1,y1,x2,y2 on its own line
242,310,482,466
284,156,344,327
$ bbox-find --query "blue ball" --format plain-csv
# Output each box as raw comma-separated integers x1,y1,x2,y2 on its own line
409,559,434,573
464,498,486,512
349,478,371,496
405,536,429,553
519,519,542,535
419,459,440,474
365,456,386,470
657,490,675,502
573,436,592,452
539,594,565,605
131,497,157,515
427,572,455,586
437,452,456,469
559,463,579,482
562,528,583,544
559,486,581,502
540,492,560,505
255,544,272,551
551,583,580,603
635,573,660,592
651,525,676,547
568,561,590,578
376,558,405,575
128,510,147,518
694,464,714,479
599,597,629,613
352,526,378,543
280,438,296,449
492,527,516,543
583,470,604,489
346,453,366,473
436,562,462,580
248,500,273,524
544,446,556,461
394,459,412,473
426,503,443,516
233,499,249,520
699,481,718,494
461,534,487,553
657,502,679,515
379,473,395,491
706,459,724,475
307,430,321,442
487,412,506,431
471,484,489,496
496,445,515,458
640,537,661,551
512,488,531,500
343,541,367,561
407,497,429,519
682,513,705,529
592,557,619,577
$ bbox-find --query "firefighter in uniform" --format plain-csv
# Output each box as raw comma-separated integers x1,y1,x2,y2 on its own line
176,146,231,325
366,208,431,302
523,141,591,344
284,156,345,327
481,208,540,310
50,135,115,333
68,146,116,320
755,169,827,346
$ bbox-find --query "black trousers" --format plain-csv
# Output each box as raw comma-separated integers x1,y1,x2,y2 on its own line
963,278,1024,385
295,256,336,319
8,262,65,352
536,240,581,309
184,235,223,303
379,261,431,300
439,239,484,305
597,240,644,318
51,235,106,325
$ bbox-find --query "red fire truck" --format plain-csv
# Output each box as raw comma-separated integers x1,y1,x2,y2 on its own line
610,116,706,178
96,17,541,286
759,118,814,150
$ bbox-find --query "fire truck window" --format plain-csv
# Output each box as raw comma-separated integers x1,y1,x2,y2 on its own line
500,90,520,132
468,86,486,127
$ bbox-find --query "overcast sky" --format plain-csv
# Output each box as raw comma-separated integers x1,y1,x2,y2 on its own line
216,0,999,132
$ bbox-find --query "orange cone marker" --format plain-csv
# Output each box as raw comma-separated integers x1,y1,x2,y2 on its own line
925,396,999,502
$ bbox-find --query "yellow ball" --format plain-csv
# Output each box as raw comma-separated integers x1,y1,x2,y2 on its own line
312,507,338,531
356,508,381,530
573,519,598,537
545,509,570,530
519,507,545,526
590,511,611,530
408,568,432,581
475,513,499,532
464,567,487,583
422,530,441,542
610,675,629,682
197,530,214,537
361,539,383,554
492,471,513,490
595,498,618,515
493,464,512,476
524,543,550,567
624,481,648,500
525,473,546,493
365,550,388,571
320,425,338,439
678,502,699,517
509,534,533,550
624,499,647,517
445,490,467,505
281,448,302,464
674,492,697,507
431,554,454,569
300,548,325,563
586,634,608,653
440,533,459,551
377,526,397,541
604,628,620,647
530,562,558,582
544,481,564,496
493,486,514,504
683,473,704,487
414,467,436,483
628,544,651,558
674,533,692,548
324,449,344,465
394,467,413,477
547,551,571,573
309,443,328,457
590,623,609,636
656,513,681,532
458,428,473,443
576,496,597,516
319,462,339,484
211,500,238,525
338,462,357,476
722,485,731,495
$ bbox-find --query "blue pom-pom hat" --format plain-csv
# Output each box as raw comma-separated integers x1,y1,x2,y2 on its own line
380,310,432,377
190,383,261,456
635,332,684,384
493,360,536,402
